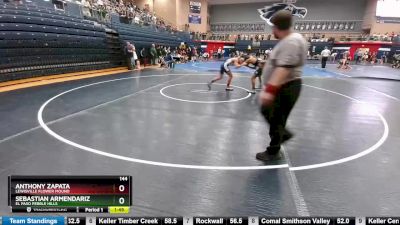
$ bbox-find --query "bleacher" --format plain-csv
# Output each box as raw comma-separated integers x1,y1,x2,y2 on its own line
0,1,196,82
211,23,266,33
260,40,279,51
0,3,123,82
235,40,252,51
111,15,193,50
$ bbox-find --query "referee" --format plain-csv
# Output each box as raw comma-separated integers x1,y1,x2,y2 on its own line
257,10,307,162
321,46,331,68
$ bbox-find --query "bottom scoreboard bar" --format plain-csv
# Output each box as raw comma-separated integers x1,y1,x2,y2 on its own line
0,217,399,225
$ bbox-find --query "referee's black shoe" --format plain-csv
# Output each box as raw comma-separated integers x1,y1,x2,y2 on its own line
256,151,283,162
282,130,293,143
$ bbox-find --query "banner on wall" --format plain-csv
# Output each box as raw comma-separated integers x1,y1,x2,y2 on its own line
258,3,307,26
189,14,201,24
190,1,201,14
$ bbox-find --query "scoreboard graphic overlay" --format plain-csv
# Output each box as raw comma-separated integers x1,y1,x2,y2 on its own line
8,176,132,213
0,217,400,225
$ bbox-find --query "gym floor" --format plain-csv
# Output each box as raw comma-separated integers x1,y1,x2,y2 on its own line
0,62,400,216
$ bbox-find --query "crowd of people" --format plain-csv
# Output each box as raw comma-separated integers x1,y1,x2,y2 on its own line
365,32,399,42
123,42,271,71
80,0,180,33
392,54,400,69
124,42,204,70
195,30,400,44
190,32,209,41
318,47,395,71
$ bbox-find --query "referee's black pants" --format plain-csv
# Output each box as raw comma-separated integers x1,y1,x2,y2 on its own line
321,57,328,68
260,79,302,155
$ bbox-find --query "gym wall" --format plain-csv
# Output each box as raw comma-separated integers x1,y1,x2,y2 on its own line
210,0,367,24
135,0,209,33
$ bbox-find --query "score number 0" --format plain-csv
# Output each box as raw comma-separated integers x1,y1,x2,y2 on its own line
118,177,128,205
117,184,126,205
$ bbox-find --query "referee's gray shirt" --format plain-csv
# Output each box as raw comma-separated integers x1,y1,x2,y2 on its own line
263,33,308,85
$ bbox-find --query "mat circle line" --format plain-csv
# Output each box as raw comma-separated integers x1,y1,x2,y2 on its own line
160,83,252,103
37,73,389,171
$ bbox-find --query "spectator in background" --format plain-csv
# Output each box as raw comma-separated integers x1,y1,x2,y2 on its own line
150,44,157,65
187,46,193,62
217,47,222,60
164,51,175,69
380,52,386,65
139,47,147,68
371,52,377,64
390,31,395,41
156,45,162,63
353,50,358,64
363,51,368,64
383,52,388,64
367,51,372,63
192,47,198,62
331,51,338,63
356,49,363,64
265,48,272,57
81,0,92,18
134,13,140,24
124,41,135,70
132,44,139,69
202,51,210,61
162,46,167,58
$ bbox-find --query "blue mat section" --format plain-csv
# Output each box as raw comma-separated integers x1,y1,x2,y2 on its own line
177,61,253,73
302,65,346,78
176,61,345,78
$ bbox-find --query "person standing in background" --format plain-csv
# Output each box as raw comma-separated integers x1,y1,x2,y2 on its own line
124,42,134,70
217,47,222,60
382,52,388,64
139,47,147,68
81,0,92,18
371,52,377,64
320,46,331,68
331,51,338,63
257,10,307,161
150,44,157,65
192,47,198,62
356,49,363,64
156,45,162,64
353,50,358,64
132,44,139,69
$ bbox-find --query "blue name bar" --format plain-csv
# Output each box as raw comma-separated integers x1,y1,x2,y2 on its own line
2,217,64,225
